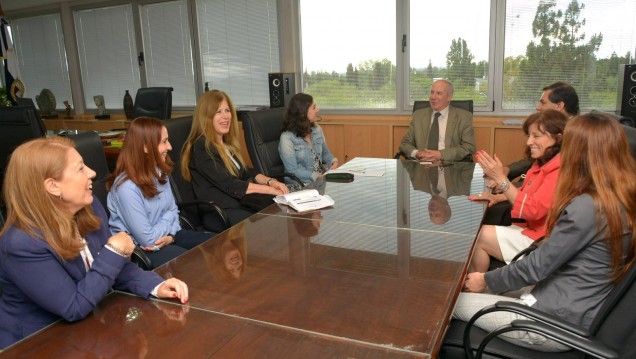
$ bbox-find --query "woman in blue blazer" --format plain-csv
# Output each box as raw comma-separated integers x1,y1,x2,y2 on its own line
0,137,189,349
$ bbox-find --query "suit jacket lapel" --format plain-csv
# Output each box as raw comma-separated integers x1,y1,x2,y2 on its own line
445,108,458,146
420,107,433,148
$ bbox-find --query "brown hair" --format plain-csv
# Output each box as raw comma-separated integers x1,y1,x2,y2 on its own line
545,112,636,282
282,93,315,138
106,117,173,198
1,137,100,260
522,109,567,166
202,225,247,285
181,90,244,179
291,211,322,237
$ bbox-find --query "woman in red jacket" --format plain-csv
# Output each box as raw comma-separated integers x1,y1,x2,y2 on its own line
468,109,567,272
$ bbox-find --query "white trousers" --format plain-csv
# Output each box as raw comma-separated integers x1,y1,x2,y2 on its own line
453,292,569,352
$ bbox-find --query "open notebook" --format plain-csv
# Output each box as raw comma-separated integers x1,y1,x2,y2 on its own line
273,189,335,213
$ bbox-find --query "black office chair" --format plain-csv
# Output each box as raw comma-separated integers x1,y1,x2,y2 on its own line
67,131,154,269
413,99,474,114
68,132,110,210
239,108,304,187
0,105,47,198
394,100,474,159
440,262,636,359
163,117,230,233
131,87,174,120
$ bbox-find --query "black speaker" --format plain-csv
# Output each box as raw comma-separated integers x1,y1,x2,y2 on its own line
268,73,296,108
617,64,636,121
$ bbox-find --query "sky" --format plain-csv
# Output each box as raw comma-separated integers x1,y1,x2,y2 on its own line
300,0,636,73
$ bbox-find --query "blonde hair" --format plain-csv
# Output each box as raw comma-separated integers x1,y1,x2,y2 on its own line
181,90,244,180
1,137,100,260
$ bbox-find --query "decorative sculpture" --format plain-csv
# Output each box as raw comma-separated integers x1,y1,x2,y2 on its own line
63,100,73,119
35,88,57,118
123,90,134,120
94,95,110,119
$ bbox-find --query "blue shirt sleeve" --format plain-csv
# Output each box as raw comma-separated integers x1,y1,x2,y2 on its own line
107,176,180,247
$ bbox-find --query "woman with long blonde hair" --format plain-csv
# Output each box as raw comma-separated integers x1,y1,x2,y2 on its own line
454,112,636,351
181,90,288,227
0,137,188,348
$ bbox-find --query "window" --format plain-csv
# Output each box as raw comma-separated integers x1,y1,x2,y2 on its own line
12,13,71,109
409,1,491,108
300,0,396,109
300,0,636,113
139,0,196,107
503,0,636,112
196,0,280,106
74,4,140,110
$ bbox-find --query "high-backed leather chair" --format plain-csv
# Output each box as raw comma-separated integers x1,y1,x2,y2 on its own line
67,131,165,270
623,124,636,160
0,105,47,196
412,99,474,114
239,108,303,186
131,87,173,120
440,261,636,359
163,117,230,233
68,132,111,212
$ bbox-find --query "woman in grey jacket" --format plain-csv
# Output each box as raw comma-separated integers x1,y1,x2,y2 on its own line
454,112,636,351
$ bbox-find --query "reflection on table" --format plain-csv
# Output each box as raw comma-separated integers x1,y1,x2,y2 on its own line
0,293,421,358
262,158,486,235
2,158,486,358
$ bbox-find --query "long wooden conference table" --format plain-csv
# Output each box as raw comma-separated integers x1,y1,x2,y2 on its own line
0,158,486,358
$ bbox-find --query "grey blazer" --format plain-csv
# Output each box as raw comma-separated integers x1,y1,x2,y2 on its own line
399,106,476,161
485,194,632,330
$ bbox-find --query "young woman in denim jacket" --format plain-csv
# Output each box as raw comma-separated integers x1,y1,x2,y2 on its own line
279,93,339,187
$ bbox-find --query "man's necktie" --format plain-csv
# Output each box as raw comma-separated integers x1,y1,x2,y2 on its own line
428,112,441,150
428,167,440,194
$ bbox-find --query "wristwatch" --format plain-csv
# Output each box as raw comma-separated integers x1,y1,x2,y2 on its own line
498,180,510,193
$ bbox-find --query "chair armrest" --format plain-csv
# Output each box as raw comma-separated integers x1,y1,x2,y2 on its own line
493,301,588,336
463,301,591,359
268,171,305,187
284,172,305,187
177,200,230,230
509,320,617,358
131,247,153,270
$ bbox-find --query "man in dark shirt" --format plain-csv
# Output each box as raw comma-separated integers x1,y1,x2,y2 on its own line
504,82,579,180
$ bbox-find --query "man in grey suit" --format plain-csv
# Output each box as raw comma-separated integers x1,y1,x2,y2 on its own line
399,79,476,162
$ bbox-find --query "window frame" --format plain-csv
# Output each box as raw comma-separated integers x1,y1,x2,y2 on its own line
5,0,634,117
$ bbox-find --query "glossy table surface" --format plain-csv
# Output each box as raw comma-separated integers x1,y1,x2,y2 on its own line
0,158,486,358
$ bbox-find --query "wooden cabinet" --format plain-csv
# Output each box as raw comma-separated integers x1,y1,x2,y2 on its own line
320,124,345,163
393,126,408,157
321,123,391,163
493,128,527,165
320,115,526,164
235,114,526,168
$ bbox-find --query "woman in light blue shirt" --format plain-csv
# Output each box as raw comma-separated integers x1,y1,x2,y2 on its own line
279,93,339,186
107,117,214,267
